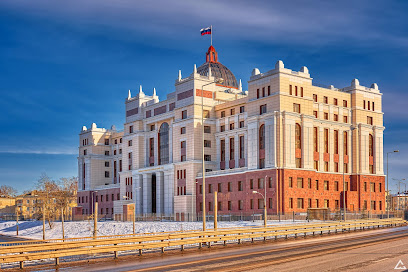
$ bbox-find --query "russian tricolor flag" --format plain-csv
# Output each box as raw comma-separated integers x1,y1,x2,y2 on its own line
200,27,211,36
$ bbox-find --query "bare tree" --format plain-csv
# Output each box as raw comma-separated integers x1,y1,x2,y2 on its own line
0,185,17,197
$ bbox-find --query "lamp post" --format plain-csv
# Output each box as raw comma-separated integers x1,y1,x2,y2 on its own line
387,150,399,218
252,175,267,227
393,178,406,212
201,78,223,231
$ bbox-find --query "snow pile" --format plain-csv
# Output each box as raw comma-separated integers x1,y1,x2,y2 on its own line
0,220,310,240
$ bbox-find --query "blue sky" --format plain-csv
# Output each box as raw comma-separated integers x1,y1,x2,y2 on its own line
0,0,407,194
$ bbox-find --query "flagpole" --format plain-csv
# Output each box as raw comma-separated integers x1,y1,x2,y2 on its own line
211,25,212,46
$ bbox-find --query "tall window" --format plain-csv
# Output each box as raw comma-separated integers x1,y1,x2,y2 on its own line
239,135,244,159
230,137,235,161
313,127,318,152
149,138,154,157
369,134,374,156
295,124,301,149
221,139,225,161
343,131,348,155
259,125,265,149
158,122,169,165
324,129,329,153
334,130,339,154
260,104,267,115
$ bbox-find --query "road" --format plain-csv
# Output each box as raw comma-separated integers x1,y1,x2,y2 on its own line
38,225,408,272
0,234,30,243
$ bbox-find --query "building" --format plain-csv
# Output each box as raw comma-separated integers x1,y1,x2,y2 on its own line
391,194,408,211
16,192,39,219
0,196,16,219
76,45,385,221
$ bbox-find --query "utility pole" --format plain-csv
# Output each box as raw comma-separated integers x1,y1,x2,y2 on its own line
94,202,98,239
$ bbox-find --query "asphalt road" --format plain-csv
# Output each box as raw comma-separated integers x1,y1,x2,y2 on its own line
46,225,408,272
0,234,30,243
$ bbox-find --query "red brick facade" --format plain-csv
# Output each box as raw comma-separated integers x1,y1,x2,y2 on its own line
196,169,385,215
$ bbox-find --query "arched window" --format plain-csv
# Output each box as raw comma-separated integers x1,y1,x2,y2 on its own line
295,124,301,149
259,125,265,149
158,122,169,165
369,134,374,157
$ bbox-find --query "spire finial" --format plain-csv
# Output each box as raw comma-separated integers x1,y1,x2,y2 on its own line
194,64,197,74
139,85,143,94
239,79,242,91
178,70,182,81
208,66,212,78
153,87,157,97
128,89,131,100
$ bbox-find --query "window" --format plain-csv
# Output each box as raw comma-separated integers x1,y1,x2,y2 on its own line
324,128,329,153
120,138,122,143
372,102,375,111
181,141,186,149
369,134,374,157
128,152,132,170
343,100,347,107
308,178,312,189
289,85,293,95
367,116,373,125
229,137,235,162
129,126,133,133
150,124,155,131
258,199,264,209
343,116,348,123
323,96,328,104
324,199,329,208
209,202,213,212
363,100,366,109
257,88,260,99
229,123,235,130
324,161,329,172
209,184,213,193
333,98,338,105
84,149,87,156
105,139,109,145
364,182,367,192
324,180,329,190
239,135,245,159
297,178,304,188
297,198,304,209
345,182,349,191
220,125,225,132
128,140,132,147
250,179,254,189
238,181,243,191
114,150,117,155
295,124,301,149
379,183,382,192
240,106,245,113
308,198,312,208
114,139,117,144
105,161,109,167
204,140,211,148
313,127,318,152
238,200,243,210
258,178,264,189
250,199,254,209
239,121,244,128
218,183,222,193
262,87,265,97
105,151,110,156
313,94,317,102
230,108,235,115
158,122,170,165
220,139,225,161
119,149,122,154
204,126,211,133
301,87,304,97
182,110,187,119
199,185,202,194
268,86,271,96
105,171,110,178
334,130,339,154
221,111,225,118
368,101,370,110
313,111,318,118
295,86,298,96
259,125,265,149
296,158,301,168
289,198,293,209
269,177,273,188
204,155,211,161
343,131,348,155
334,162,339,172
228,182,232,192
289,177,293,188
370,182,376,192
149,137,154,158
203,110,210,118
314,161,319,171
260,104,267,115
334,114,338,121
324,112,329,120
293,103,300,113
181,127,186,134
316,199,319,208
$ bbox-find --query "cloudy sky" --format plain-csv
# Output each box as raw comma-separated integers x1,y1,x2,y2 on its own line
0,0,407,193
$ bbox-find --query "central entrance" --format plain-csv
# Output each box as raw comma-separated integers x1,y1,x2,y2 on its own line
152,174,157,213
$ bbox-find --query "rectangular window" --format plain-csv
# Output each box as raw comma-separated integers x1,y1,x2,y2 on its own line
301,87,304,97
333,98,338,105
229,123,235,130
128,140,132,147
262,87,265,97
379,183,382,192
238,200,243,210
105,161,109,167
129,126,133,133
209,202,213,212
181,127,186,134
105,171,110,178
149,138,154,157
324,199,329,208
182,110,187,119
334,114,338,121
105,139,109,145
250,199,254,209
334,162,339,172
343,116,348,123
258,178,264,189
221,111,225,118
313,94,317,102
363,100,366,109
230,108,235,115
293,103,300,113
258,199,264,209
289,85,293,95
220,139,225,161
316,199,319,208
308,178,312,189
289,198,293,209
289,177,293,188
239,121,244,128
204,140,211,148
296,158,301,168
370,182,376,192
324,180,329,190
295,86,298,96
208,184,213,193
316,180,319,190
334,130,339,154
324,128,329,153
314,160,319,171
250,179,254,189
367,116,373,125
257,88,260,99
313,111,318,118
181,141,186,148
364,182,367,192
218,183,222,193
308,198,312,208
324,112,329,120
297,198,304,209
128,152,132,170
372,102,375,111
343,100,347,107
105,151,110,156
260,104,267,115
324,96,328,104
240,106,245,113
238,181,243,191
229,137,235,161
239,135,245,159
228,182,232,192
368,101,371,110
313,127,318,152
220,125,225,132
150,124,155,131
203,110,210,118
268,86,271,96
324,161,329,172
228,201,232,210
297,178,304,188
204,155,211,161
204,126,211,133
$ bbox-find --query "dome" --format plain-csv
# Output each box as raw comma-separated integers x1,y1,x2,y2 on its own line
196,46,238,88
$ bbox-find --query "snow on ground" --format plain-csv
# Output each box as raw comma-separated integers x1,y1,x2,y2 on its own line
0,220,312,240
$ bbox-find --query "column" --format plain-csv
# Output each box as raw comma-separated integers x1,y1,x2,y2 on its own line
154,129,159,166
169,121,173,163
216,137,221,166
164,171,175,215
225,136,230,163
134,174,143,215
319,126,324,171
247,118,259,170
156,171,164,214
283,115,295,168
374,127,384,174
234,134,239,168
143,173,152,214
339,128,344,173
265,116,276,168
360,130,369,174
302,118,314,170
329,128,334,172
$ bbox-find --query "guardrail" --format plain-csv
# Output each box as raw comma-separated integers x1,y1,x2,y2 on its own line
0,218,406,269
